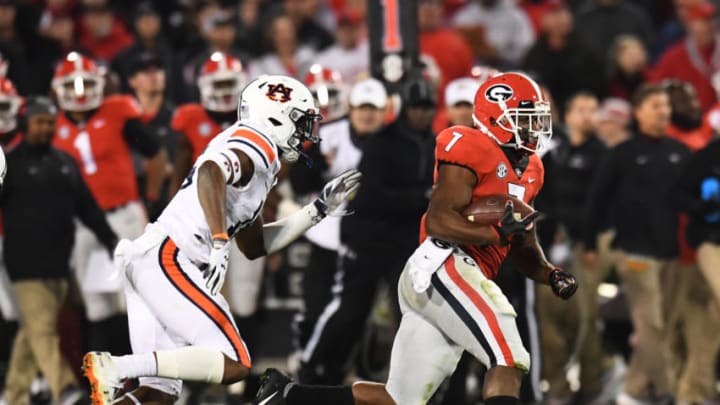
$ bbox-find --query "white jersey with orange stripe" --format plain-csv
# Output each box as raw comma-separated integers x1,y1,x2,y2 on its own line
157,120,281,266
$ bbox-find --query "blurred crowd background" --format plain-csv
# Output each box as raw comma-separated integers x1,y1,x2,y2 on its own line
0,0,719,405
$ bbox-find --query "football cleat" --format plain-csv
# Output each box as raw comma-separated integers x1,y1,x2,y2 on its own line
253,368,292,405
82,352,122,405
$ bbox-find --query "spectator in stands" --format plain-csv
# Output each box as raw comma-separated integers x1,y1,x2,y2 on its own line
248,14,315,78
1,96,117,405
539,92,611,404
671,136,720,405
661,79,718,405
0,0,28,95
451,0,535,68
652,1,719,111
183,7,249,103
523,0,604,112
297,77,436,385
315,10,369,83
77,2,133,62
574,0,655,62
418,0,473,107
584,84,690,405
127,51,177,220
432,76,478,133
652,0,702,60
607,35,651,101
275,0,335,51
594,97,633,147
28,5,74,95
111,1,176,101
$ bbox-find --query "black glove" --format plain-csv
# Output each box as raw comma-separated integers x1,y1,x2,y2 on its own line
549,268,577,300
493,201,542,246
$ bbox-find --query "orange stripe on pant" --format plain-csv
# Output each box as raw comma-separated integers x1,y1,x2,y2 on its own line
159,238,252,368
445,257,515,366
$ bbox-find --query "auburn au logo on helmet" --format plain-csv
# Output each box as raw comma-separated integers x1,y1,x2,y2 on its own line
266,84,293,102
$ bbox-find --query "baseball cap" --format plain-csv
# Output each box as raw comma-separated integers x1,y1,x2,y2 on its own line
349,78,388,109
24,96,58,118
687,1,716,21
128,51,164,76
596,97,631,125
445,77,479,107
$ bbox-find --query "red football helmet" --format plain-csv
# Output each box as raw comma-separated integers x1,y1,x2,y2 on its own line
473,72,551,154
304,64,347,122
0,78,20,133
198,52,247,113
52,52,105,112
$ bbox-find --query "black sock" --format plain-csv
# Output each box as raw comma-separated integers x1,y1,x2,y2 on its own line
485,395,519,405
285,383,354,405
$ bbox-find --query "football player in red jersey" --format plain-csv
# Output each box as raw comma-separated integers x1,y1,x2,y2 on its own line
254,72,578,405
51,52,167,350
171,52,248,193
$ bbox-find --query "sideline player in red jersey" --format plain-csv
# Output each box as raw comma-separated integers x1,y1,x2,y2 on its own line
171,52,248,193
253,72,578,405
304,64,348,124
51,52,167,344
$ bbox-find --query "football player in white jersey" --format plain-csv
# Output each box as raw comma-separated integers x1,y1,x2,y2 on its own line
80,75,361,405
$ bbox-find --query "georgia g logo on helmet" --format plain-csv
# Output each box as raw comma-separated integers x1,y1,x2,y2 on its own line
485,84,514,103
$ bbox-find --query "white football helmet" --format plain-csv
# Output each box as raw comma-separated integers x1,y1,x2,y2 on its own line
237,75,321,163
0,145,6,190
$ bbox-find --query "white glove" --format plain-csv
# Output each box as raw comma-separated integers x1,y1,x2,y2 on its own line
204,238,230,295
314,169,362,217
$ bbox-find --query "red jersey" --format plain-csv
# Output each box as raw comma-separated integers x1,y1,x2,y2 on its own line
53,95,142,210
420,126,545,279
171,104,224,161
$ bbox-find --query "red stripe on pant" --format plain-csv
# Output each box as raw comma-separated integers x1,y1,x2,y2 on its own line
159,238,252,368
444,257,515,366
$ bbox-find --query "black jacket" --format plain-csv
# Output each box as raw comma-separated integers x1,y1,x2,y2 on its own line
584,134,690,258
341,119,435,251
1,142,117,281
543,134,608,241
671,138,720,247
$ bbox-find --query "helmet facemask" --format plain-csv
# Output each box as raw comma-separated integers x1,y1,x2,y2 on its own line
0,94,20,133
199,74,244,112
492,99,552,154
53,74,105,112
281,107,322,163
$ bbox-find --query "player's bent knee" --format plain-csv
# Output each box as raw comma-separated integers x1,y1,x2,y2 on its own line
352,382,396,405
221,356,250,384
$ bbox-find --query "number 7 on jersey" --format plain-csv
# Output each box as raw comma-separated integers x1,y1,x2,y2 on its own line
445,131,463,152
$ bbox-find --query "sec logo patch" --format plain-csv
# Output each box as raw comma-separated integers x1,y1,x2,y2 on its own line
199,122,212,137
496,162,508,179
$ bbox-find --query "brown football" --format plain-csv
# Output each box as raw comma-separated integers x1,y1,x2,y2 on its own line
462,194,535,225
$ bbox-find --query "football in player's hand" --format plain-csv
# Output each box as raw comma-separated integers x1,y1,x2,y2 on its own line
462,195,535,225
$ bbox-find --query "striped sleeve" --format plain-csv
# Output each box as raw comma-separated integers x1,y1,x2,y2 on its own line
227,128,278,170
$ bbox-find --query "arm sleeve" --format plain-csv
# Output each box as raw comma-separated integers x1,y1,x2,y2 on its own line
70,159,117,250
583,148,621,250
351,135,429,219
122,118,161,157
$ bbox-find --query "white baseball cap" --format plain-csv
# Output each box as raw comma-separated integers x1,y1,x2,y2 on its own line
349,78,388,109
445,77,479,107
